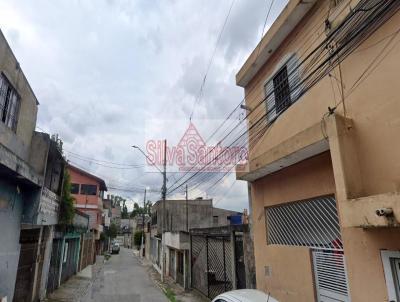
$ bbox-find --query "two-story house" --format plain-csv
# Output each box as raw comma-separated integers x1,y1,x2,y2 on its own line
236,1,400,301
67,164,107,253
0,29,67,302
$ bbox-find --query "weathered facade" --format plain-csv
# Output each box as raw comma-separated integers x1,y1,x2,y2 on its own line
67,164,107,243
190,225,254,300
46,210,91,295
150,198,240,290
0,29,67,302
236,1,400,301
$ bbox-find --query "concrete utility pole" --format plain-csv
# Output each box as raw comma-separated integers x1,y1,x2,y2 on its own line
161,139,167,282
185,184,188,232
141,188,146,257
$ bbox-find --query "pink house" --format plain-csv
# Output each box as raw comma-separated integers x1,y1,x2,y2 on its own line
67,164,107,239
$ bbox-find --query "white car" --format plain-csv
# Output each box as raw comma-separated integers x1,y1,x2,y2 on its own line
211,289,279,302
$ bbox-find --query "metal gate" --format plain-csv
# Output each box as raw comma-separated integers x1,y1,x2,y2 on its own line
47,239,63,294
169,248,176,279
60,238,79,283
234,234,246,289
80,233,94,270
176,251,184,287
313,250,351,302
191,234,233,299
13,228,44,302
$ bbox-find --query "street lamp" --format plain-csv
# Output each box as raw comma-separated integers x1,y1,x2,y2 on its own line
132,141,167,282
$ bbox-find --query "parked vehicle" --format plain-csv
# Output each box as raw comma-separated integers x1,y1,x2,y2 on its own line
111,242,120,254
211,290,278,302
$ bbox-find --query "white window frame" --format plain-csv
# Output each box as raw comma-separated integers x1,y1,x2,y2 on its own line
381,250,400,302
63,242,69,263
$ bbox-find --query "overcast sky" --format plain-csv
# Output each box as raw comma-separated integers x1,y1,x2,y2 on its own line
0,0,288,211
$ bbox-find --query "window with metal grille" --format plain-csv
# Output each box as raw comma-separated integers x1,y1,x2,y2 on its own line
273,66,291,115
265,55,301,121
0,73,20,131
265,196,342,250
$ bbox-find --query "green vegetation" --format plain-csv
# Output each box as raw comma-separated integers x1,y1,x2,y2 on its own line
59,170,75,224
164,287,178,302
130,200,152,218
133,231,144,250
109,195,129,219
106,222,118,239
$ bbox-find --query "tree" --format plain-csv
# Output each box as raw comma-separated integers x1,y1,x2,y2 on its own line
121,200,129,219
110,195,126,208
133,231,144,250
59,170,75,224
130,200,152,218
106,222,118,239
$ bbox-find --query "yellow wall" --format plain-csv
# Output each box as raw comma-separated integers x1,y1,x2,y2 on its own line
252,152,335,302
245,1,400,197
241,1,400,301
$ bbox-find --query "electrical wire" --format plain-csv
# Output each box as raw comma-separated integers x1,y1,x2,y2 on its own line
189,0,236,121
166,0,400,196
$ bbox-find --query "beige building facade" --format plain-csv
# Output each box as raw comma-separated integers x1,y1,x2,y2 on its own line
236,1,400,301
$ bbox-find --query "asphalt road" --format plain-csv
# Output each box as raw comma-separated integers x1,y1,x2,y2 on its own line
84,247,168,302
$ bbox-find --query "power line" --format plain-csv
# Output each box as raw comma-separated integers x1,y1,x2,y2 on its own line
255,0,276,60
65,150,144,167
68,158,145,170
189,0,236,121
166,0,400,195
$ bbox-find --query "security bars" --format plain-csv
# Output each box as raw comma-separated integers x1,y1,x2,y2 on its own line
265,196,343,250
0,73,20,131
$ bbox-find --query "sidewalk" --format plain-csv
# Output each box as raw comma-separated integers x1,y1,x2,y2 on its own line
45,256,104,302
135,254,208,302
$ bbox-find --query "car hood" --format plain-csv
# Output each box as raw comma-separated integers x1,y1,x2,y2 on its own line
221,289,278,302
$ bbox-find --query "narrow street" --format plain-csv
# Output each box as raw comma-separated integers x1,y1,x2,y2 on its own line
84,248,167,302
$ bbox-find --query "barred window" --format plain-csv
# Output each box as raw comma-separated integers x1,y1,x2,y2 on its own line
0,73,20,131
265,196,342,250
265,54,301,121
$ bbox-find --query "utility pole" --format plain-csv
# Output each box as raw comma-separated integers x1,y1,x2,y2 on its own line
141,188,146,257
161,139,167,282
185,184,188,232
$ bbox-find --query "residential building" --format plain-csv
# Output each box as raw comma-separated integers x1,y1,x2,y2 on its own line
236,1,400,301
149,198,239,289
67,164,107,254
0,29,66,302
119,218,134,248
46,209,91,295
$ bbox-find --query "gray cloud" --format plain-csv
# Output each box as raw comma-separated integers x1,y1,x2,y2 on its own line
0,0,287,211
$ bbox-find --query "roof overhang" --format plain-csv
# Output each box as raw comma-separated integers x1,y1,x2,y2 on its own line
236,0,317,87
237,120,328,182
68,163,107,191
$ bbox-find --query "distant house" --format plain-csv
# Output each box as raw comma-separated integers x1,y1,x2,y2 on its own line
67,164,107,252
148,198,239,289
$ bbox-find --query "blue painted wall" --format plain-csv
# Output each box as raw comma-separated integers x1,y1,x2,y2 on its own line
0,179,24,301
